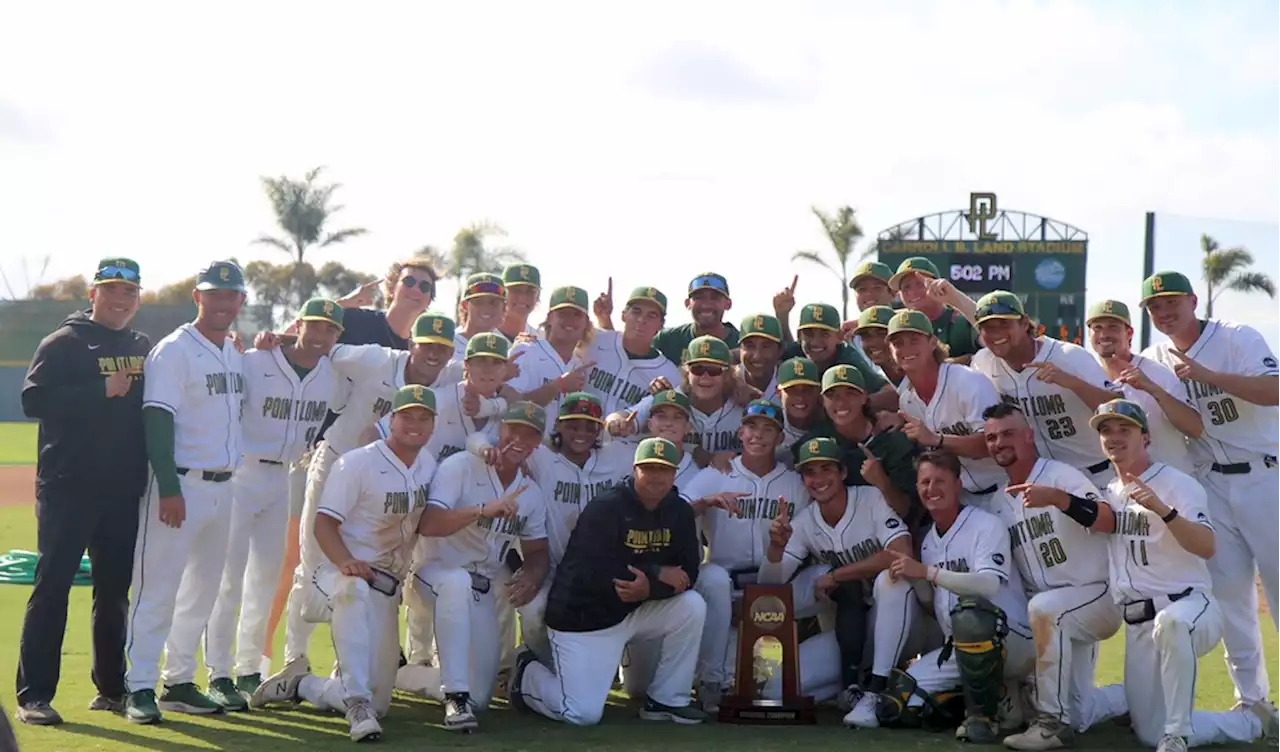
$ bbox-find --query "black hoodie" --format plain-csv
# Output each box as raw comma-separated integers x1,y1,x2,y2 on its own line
22,310,152,500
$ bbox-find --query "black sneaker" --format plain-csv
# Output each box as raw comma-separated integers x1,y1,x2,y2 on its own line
507,649,538,713
15,701,62,726
88,694,126,713
639,697,708,725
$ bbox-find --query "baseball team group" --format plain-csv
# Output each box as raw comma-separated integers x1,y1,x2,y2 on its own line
11,252,1279,752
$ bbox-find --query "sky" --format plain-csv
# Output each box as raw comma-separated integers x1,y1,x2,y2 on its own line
2,0,1278,352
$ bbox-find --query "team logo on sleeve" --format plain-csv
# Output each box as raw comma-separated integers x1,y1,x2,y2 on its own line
992,553,1005,565
1265,356,1277,369
885,518,901,529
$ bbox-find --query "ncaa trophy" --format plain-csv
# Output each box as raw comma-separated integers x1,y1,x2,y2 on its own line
718,584,816,724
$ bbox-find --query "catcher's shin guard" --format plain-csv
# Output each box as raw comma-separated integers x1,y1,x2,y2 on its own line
940,596,1007,741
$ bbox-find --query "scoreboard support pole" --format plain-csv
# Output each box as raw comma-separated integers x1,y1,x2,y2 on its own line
1140,211,1156,351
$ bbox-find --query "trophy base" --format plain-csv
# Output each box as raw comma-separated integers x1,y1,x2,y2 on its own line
718,695,817,725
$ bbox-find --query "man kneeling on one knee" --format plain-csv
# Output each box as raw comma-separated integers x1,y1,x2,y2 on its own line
508,437,708,726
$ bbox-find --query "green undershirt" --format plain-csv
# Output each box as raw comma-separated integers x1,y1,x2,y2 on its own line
144,407,180,497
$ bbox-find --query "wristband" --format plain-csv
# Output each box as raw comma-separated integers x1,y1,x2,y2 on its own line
926,565,940,585
1161,508,1179,524
1063,493,1099,528
557,374,569,394
933,435,945,451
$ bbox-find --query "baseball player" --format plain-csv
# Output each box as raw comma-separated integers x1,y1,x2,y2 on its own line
781,302,895,411
203,298,343,710
497,263,542,341
508,437,707,726
423,333,515,463
1087,299,1201,475
850,261,901,312
876,449,1036,743
759,436,919,729
852,306,905,388
124,261,247,724
775,357,826,463
251,385,438,743
505,286,596,437
602,389,701,486
736,314,784,402
670,400,812,710
650,273,740,364
888,309,1005,508
577,283,682,417
970,291,1122,488
1088,399,1276,751
451,273,508,365
979,401,1127,749
887,257,980,363
411,402,551,732
1139,270,1279,711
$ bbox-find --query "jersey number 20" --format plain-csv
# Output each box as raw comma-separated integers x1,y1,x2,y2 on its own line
1038,537,1068,567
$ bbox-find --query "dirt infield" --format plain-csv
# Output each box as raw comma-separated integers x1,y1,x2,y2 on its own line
0,466,34,507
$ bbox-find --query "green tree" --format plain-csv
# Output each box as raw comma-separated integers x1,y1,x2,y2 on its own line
1200,233,1276,319
29,275,89,301
242,260,377,329
253,166,368,265
438,223,525,309
792,206,864,320
142,275,199,305
315,260,378,302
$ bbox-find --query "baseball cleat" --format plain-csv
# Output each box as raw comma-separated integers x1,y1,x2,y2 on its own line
843,692,879,729
207,677,249,712
158,683,223,714
443,692,478,732
956,715,1000,744
1156,734,1188,752
346,699,382,743
1250,700,1279,743
15,701,63,726
251,656,309,709
235,673,263,695
507,649,538,713
1003,714,1074,750
87,694,125,713
639,697,708,725
125,689,163,724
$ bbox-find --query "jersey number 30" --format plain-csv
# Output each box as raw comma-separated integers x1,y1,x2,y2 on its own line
1206,398,1240,426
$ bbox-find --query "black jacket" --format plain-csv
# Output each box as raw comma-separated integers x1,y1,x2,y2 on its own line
22,310,151,500
544,479,701,633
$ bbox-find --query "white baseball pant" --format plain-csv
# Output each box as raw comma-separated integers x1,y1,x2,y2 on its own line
205,460,291,680
401,536,437,667
1200,462,1278,706
284,442,337,665
496,572,519,674
521,590,706,726
903,621,1035,703
295,564,401,716
125,472,235,692
411,564,504,707
516,580,553,668
1122,591,1264,747
1026,582,1127,730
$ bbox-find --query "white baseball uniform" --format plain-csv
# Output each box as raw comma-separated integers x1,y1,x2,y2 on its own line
1144,319,1279,706
1095,353,1196,475
1103,463,1264,746
973,338,1121,487
581,329,681,417
408,451,548,708
424,382,504,464
206,347,339,682
293,440,433,717
126,323,245,693
757,485,918,702
507,338,588,437
898,363,1006,498
631,389,744,455
988,459,1125,730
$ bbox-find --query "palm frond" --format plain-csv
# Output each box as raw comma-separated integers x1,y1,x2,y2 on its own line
792,250,838,277
1202,247,1256,288
319,228,369,247
252,235,295,254
1225,271,1276,298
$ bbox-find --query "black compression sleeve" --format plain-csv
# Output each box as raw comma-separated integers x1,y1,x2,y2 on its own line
1063,494,1099,528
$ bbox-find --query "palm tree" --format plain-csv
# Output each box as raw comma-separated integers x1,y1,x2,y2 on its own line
253,166,368,265
792,205,864,320
438,222,526,308
1200,233,1275,319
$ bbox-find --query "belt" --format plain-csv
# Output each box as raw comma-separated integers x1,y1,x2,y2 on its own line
259,459,284,466
1087,459,1111,475
969,484,998,496
1123,587,1193,625
176,468,233,483
1211,456,1277,474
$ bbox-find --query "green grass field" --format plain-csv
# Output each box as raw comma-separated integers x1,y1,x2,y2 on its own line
0,423,36,466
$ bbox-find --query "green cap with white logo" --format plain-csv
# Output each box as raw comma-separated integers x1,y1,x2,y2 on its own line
1086,300,1132,326
298,298,345,330
849,261,893,289
1089,398,1149,434
798,303,840,333
778,357,820,388
740,313,783,343
634,437,680,468
795,436,844,468
465,332,510,360
391,384,437,414
1140,271,1195,306
821,363,866,393
888,257,941,292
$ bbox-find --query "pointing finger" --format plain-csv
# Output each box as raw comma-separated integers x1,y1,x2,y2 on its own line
576,360,597,372
857,442,874,459
508,349,526,361
1025,361,1047,369
628,565,643,577
1005,483,1030,495
606,277,613,298
789,275,798,294
776,496,789,521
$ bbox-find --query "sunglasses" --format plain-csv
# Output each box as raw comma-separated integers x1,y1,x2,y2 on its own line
563,400,604,420
743,402,782,423
467,281,505,297
95,265,140,283
401,275,434,294
977,301,1022,318
689,364,725,378
689,275,729,295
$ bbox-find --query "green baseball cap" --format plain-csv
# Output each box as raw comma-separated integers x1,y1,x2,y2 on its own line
1086,300,1132,326
855,305,896,332
298,298,345,330
463,272,505,300
634,436,680,469
688,272,730,298
548,286,590,314
195,261,246,293
391,384,437,414
888,257,941,292
821,363,866,393
412,312,456,346
1140,271,1195,306
887,309,933,338
465,332,510,360
974,290,1026,323
503,401,548,434
1089,398,1149,434
502,264,541,289
797,303,840,333
93,257,141,287
650,388,692,416
742,399,784,428
558,391,605,425
740,313,783,343
778,357,820,389
685,335,732,367
795,436,844,468
849,261,893,289
626,286,668,314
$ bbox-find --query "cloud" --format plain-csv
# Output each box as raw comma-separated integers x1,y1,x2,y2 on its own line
0,101,48,144
636,42,806,104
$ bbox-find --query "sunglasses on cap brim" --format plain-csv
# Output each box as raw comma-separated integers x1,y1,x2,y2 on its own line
559,400,604,422
688,275,729,295
95,265,140,284
401,275,434,294
467,281,505,297
976,302,1023,320
742,403,783,424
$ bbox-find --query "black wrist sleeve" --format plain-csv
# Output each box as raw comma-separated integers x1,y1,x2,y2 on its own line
1064,494,1099,528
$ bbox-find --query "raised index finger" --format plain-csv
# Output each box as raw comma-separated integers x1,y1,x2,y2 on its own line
1004,482,1030,495
857,441,874,459
789,275,798,294
776,496,789,521
606,277,613,298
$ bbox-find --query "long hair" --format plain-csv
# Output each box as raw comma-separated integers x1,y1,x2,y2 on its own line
680,363,743,405
384,258,439,305
539,312,596,359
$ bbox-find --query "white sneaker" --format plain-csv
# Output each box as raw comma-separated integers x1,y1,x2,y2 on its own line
346,699,381,742
443,693,478,732
1250,700,1279,743
1156,734,1188,752
250,657,310,709
1003,715,1074,750
843,692,879,729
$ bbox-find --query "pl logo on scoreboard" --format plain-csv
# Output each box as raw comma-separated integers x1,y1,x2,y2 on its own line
967,192,999,241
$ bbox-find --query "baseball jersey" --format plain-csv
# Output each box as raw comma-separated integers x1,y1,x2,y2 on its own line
240,347,339,464
919,505,1028,637
987,458,1109,593
1103,462,1214,602
507,338,588,437
631,388,743,454
898,362,1006,493
972,337,1119,475
324,344,412,456
681,457,810,572
420,450,548,580
518,441,634,564
315,440,436,581
764,485,908,584
1143,319,1280,463
581,329,682,417
1095,353,1195,475
143,323,245,471
425,382,503,463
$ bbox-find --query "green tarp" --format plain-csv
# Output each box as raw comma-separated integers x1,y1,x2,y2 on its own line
0,550,91,585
